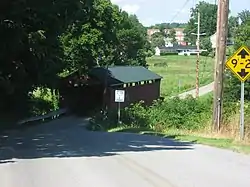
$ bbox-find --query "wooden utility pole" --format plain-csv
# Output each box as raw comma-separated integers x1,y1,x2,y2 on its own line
212,0,229,131
196,12,201,98
192,12,205,98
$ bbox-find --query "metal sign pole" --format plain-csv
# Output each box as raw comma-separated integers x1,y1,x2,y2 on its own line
115,89,125,124
240,81,245,140
118,102,121,124
225,45,250,140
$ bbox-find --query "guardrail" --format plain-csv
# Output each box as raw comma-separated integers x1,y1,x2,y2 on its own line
17,108,68,125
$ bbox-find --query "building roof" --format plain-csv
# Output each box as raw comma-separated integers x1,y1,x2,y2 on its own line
158,44,197,51
89,66,162,86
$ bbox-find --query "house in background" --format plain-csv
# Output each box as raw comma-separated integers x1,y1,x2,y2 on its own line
210,33,217,49
147,28,186,45
164,38,174,47
154,44,197,56
210,33,235,49
155,47,161,56
147,29,160,39
170,28,186,45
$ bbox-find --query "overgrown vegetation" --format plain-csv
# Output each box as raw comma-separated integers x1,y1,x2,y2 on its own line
88,95,212,132
87,92,250,153
31,88,60,116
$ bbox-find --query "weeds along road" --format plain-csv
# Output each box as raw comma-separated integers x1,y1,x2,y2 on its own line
1,115,250,187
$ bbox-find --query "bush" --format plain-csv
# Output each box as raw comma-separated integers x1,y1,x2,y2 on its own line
29,98,55,116
89,95,213,132
29,87,60,116
160,52,178,56
153,62,168,67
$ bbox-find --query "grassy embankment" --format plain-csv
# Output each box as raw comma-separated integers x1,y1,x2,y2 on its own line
147,55,214,97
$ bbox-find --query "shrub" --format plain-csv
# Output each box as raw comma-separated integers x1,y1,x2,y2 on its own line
89,95,213,132
160,52,178,56
29,87,60,116
29,98,55,116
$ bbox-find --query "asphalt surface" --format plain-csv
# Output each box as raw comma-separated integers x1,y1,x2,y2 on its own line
1,115,250,187
178,82,214,99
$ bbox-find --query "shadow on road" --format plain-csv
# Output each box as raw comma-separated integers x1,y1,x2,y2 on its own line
0,117,194,163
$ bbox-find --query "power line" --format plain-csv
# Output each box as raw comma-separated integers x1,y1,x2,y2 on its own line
188,0,217,98
165,0,192,94
169,0,191,23
199,0,218,97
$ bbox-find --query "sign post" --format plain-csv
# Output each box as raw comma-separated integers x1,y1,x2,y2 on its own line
226,45,250,140
115,90,125,124
240,81,244,140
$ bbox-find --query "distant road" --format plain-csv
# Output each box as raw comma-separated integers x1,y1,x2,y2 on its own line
178,82,214,99
1,114,250,187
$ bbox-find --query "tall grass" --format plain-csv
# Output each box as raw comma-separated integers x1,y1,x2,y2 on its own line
147,55,214,97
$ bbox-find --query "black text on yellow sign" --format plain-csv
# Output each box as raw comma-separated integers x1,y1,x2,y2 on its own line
226,45,250,82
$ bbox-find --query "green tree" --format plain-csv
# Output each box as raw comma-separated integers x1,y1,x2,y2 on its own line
200,37,212,56
0,0,152,118
168,29,177,44
238,10,250,25
114,12,149,66
234,24,250,49
0,0,83,115
150,32,165,48
61,1,149,69
60,0,120,72
228,16,239,38
148,22,187,29
0,0,150,117
184,1,217,44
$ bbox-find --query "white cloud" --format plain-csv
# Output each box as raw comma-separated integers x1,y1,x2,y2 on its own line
171,20,187,23
122,4,140,14
176,8,189,13
110,0,124,3
140,18,154,26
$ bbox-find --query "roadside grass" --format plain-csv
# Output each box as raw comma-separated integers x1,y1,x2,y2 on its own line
108,126,250,154
147,55,214,97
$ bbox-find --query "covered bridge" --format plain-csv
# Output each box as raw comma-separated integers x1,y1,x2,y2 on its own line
89,66,162,110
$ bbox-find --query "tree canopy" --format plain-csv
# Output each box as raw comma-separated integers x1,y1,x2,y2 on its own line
147,22,187,29
0,0,150,117
150,32,165,48
184,1,217,45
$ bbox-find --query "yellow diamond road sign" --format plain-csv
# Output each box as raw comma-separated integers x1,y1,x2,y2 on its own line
226,45,250,82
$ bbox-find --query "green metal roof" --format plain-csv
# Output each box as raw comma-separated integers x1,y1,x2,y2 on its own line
89,66,162,86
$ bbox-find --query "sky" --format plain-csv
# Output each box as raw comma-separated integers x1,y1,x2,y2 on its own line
110,0,250,26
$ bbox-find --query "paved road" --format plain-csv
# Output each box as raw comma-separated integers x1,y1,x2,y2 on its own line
178,82,214,99
1,115,250,187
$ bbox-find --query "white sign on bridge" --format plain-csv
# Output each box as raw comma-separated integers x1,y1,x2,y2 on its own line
115,90,125,103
